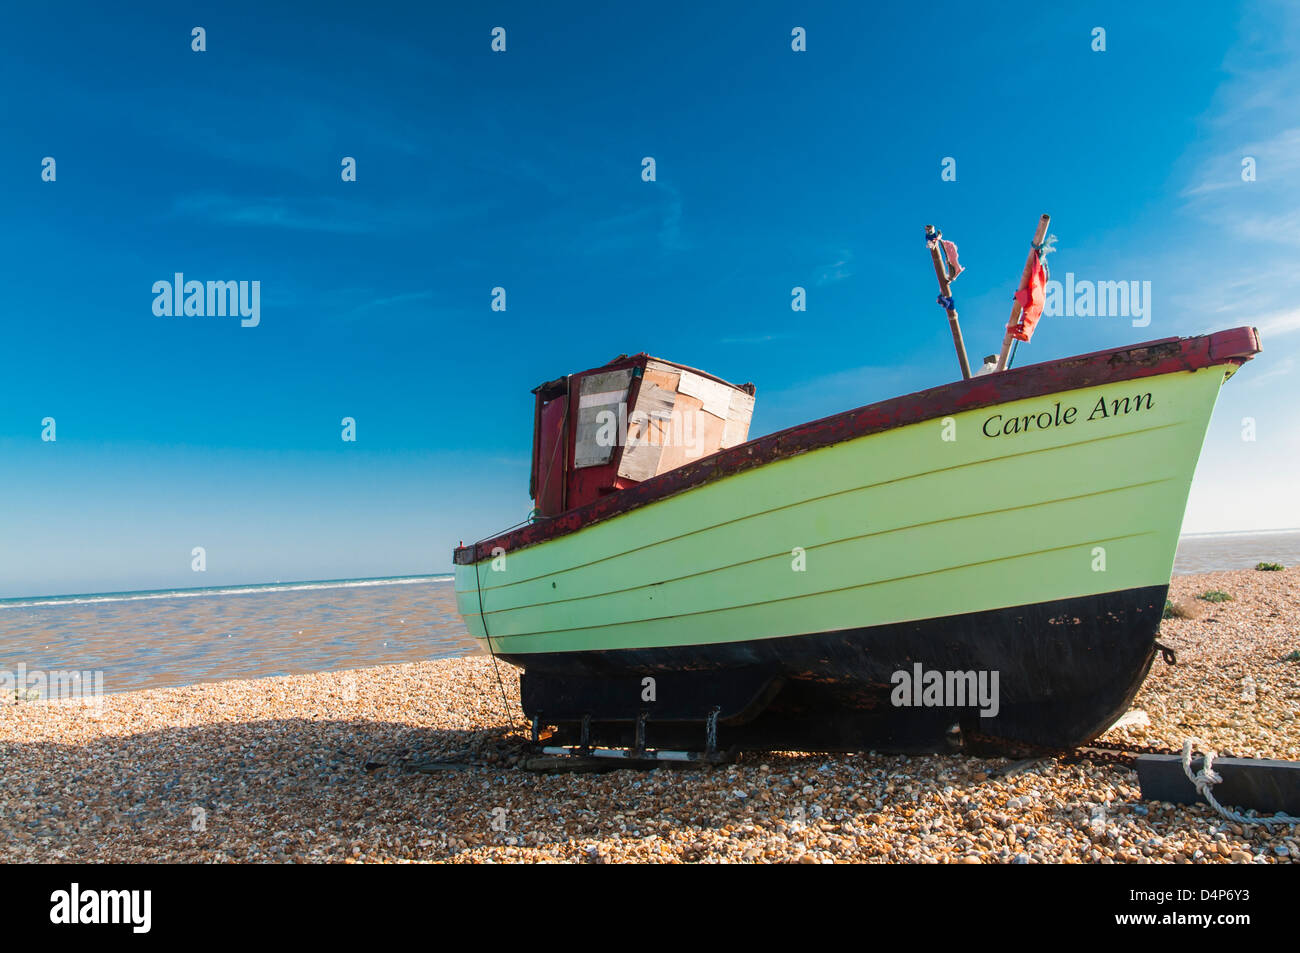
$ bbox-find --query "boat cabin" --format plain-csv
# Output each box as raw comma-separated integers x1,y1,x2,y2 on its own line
530,354,756,517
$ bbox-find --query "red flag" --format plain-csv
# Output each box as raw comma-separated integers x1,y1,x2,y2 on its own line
1010,249,1046,342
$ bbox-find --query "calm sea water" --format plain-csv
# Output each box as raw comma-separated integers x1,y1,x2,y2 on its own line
2,531,1296,695
0,576,477,696
1171,529,1300,575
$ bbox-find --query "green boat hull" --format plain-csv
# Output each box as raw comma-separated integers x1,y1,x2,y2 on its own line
454,335,1255,751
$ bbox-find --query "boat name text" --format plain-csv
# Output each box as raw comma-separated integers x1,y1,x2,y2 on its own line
982,393,1153,439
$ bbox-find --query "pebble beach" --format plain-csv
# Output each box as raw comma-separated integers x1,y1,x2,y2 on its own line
2,567,1297,864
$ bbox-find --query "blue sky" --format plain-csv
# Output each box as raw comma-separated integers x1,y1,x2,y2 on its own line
2,2,1298,598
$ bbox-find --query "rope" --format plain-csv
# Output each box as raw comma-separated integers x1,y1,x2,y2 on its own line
473,556,515,724
1033,235,1055,283
936,294,955,311
466,520,544,727
1181,738,1300,829
465,379,571,728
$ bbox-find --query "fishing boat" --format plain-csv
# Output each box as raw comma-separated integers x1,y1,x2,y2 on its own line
453,218,1262,755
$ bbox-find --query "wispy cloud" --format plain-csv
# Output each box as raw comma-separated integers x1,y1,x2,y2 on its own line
143,63,441,178
1172,3,1300,335
167,191,477,235
1171,1,1300,532
546,182,691,257
1182,127,1300,246
718,332,795,345
171,193,383,234
815,251,854,286
1182,128,1300,198
658,187,686,252
1255,308,1300,338
754,363,920,433
1246,354,1296,384
351,290,435,316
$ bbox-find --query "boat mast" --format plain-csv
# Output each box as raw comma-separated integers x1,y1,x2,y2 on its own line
995,214,1052,371
925,225,972,380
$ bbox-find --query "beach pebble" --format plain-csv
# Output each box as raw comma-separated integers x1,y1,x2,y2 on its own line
1,566,1295,865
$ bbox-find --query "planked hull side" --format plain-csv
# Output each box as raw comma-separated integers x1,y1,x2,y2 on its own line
454,350,1246,751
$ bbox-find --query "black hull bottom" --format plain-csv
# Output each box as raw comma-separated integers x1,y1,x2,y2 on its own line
503,585,1168,754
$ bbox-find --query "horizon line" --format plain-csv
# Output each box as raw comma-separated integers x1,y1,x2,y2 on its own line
0,572,456,607
6,523,1300,602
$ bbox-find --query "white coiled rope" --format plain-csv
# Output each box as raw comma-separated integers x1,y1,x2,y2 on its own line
1181,738,1300,829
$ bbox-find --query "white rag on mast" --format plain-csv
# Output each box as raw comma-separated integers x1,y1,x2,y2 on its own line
940,239,963,280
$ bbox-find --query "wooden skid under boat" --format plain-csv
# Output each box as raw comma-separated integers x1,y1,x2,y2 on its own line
454,328,1261,752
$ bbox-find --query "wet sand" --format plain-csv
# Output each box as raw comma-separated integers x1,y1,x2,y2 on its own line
1173,529,1300,575
0,577,477,695
1,567,1296,864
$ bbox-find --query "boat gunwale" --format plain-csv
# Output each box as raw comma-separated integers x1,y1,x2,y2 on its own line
455,327,1261,565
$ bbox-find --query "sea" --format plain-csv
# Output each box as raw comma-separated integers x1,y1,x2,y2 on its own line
0,575,475,696
1171,528,1300,575
2,529,1297,696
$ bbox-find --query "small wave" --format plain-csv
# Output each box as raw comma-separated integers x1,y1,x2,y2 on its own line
1179,527,1300,540
0,576,454,609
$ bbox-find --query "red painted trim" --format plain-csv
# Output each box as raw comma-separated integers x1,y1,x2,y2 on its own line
455,328,1261,565
533,352,754,398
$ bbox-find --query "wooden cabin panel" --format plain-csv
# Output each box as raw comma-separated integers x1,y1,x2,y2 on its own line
691,403,730,464
644,361,683,390
534,393,568,517
655,392,708,474
618,379,676,481
722,390,756,447
678,369,735,419
574,369,632,469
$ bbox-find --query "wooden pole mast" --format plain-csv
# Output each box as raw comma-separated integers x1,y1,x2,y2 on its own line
925,225,971,380
995,213,1051,371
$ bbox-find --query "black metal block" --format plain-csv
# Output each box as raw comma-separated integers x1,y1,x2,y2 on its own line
1135,755,1300,816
